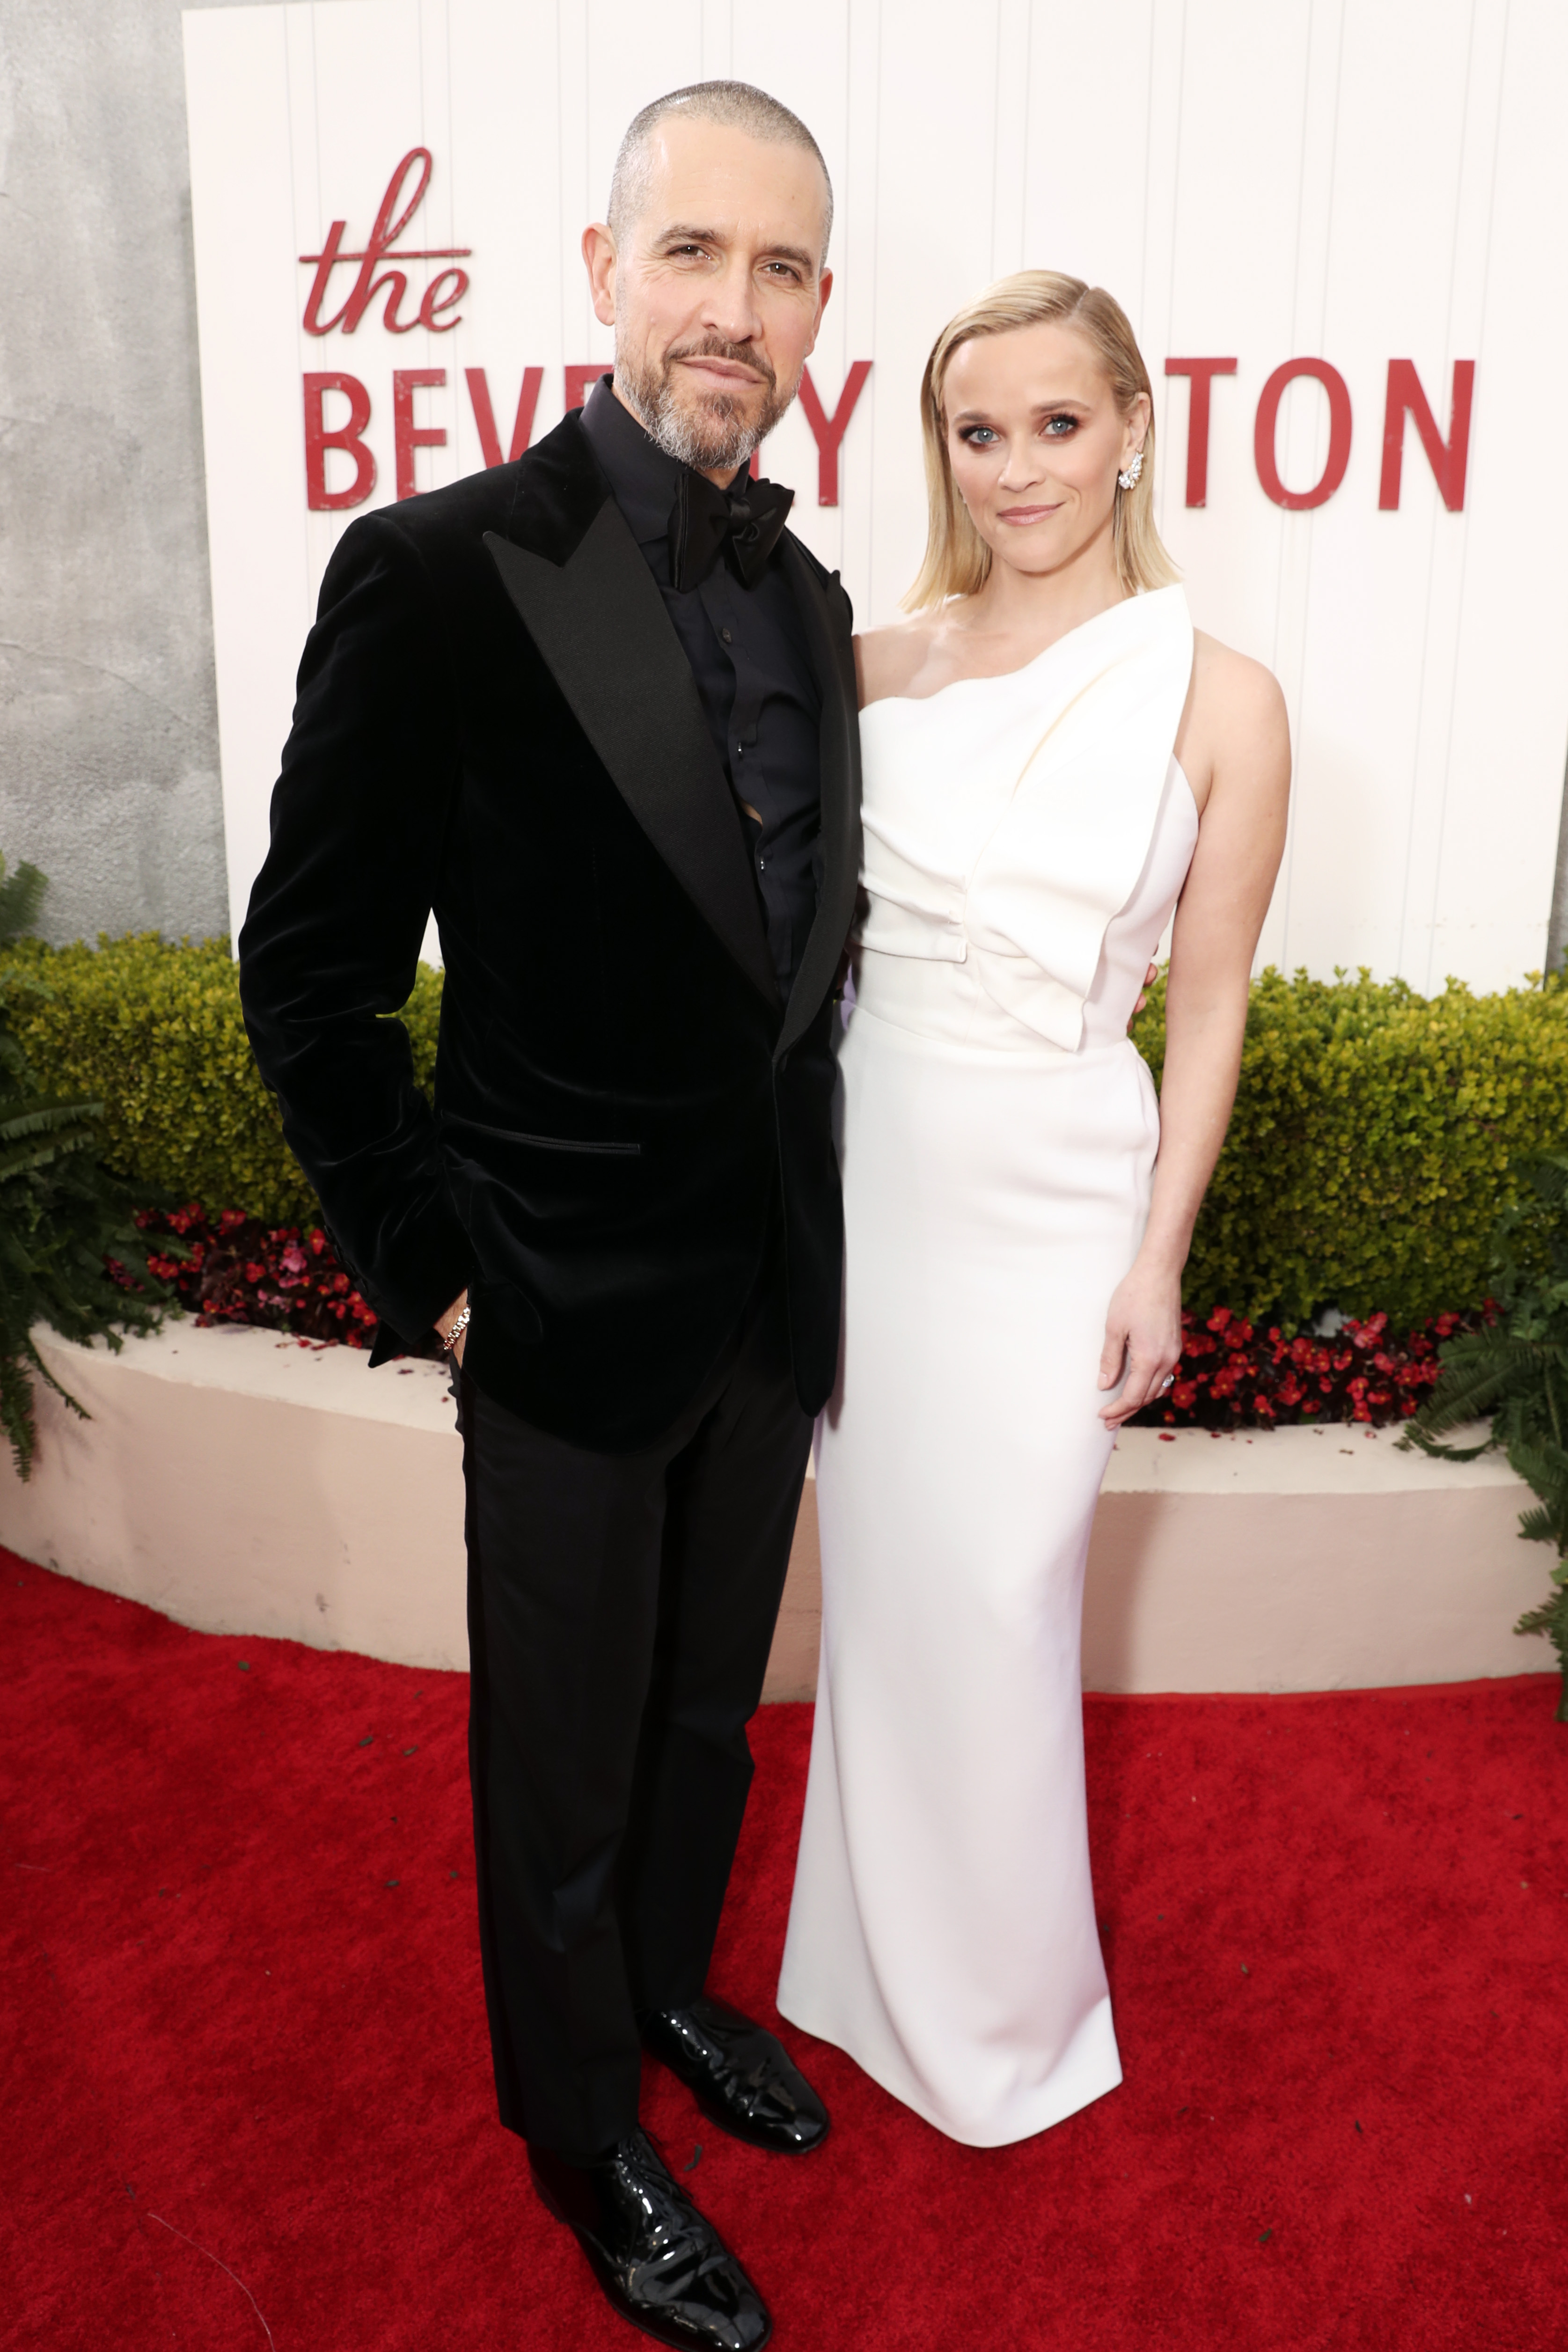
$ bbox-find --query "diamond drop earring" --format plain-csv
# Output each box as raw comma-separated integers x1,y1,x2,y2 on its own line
1117,448,1145,492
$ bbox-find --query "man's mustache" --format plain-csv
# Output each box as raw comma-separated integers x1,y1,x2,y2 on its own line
663,335,777,393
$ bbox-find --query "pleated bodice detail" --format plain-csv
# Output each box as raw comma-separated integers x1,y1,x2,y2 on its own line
855,585,1197,1055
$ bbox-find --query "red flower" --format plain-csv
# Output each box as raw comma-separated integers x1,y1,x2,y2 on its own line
1121,1299,1490,1436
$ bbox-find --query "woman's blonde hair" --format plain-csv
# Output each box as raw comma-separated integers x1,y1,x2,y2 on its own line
904,270,1178,612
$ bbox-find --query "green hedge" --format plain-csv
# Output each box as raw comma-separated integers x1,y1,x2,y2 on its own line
0,935,442,1227
2,935,1565,1327
1130,966,1568,1325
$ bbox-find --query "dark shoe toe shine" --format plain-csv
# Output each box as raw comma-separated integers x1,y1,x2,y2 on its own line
640,1995,830,2154
530,2129,770,2352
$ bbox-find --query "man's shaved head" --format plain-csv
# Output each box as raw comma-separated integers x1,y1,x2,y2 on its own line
608,80,834,262
584,81,835,481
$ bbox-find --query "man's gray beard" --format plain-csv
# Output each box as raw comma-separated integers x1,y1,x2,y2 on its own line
616,340,796,474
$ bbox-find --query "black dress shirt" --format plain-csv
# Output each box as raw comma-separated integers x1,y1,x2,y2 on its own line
580,377,822,1003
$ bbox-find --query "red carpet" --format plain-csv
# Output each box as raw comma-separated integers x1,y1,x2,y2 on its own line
3,1555,1565,2351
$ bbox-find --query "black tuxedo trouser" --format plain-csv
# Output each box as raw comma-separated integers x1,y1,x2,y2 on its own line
456,1257,813,2160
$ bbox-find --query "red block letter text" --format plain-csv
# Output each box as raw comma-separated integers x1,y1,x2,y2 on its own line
1379,359,1475,512
1164,358,1237,507
303,373,375,511
1254,359,1352,510
466,367,543,467
799,361,872,506
564,364,604,413
394,368,446,500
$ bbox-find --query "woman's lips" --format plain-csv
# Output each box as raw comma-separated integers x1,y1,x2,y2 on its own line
997,502,1063,524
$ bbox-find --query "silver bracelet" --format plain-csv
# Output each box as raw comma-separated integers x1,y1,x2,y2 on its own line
440,1302,472,1353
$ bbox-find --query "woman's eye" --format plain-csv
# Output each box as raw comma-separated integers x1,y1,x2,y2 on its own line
1042,415,1077,436
960,426,999,446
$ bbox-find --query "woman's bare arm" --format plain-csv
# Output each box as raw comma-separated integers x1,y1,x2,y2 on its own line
1097,643,1291,1424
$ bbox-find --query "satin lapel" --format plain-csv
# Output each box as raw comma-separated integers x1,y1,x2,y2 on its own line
777,537,862,1057
485,502,778,1009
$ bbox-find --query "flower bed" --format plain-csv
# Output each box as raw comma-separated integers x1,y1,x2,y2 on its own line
1132,1304,1495,1432
130,1205,378,1348
120,1206,1493,1432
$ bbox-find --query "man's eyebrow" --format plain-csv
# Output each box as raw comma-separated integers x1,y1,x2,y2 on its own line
653,223,817,271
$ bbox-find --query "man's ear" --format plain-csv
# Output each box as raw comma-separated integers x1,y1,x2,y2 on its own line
801,264,833,360
582,222,617,327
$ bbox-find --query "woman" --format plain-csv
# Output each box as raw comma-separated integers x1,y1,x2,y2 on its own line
777,273,1290,2145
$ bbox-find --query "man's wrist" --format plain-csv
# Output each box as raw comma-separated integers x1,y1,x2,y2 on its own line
435,1288,470,1346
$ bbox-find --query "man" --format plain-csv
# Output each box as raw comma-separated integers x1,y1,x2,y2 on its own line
240,80,858,2352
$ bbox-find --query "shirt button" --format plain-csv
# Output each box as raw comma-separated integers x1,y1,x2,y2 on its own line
721,628,733,644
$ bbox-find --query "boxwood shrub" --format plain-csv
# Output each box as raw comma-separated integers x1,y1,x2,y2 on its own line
1130,965,1568,1325
0,934,441,1226
1,935,1564,1329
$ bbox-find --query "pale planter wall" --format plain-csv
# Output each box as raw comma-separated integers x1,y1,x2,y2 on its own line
0,1322,1550,1699
1084,1421,1546,1694
4,1322,471,1670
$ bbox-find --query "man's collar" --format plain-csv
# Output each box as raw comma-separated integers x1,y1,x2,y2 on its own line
579,374,733,550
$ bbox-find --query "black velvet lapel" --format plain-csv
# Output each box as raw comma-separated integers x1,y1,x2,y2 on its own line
777,536,861,1058
487,419,778,1010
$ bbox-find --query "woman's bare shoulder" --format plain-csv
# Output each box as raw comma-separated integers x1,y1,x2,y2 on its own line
1174,630,1288,814
854,615,944,711
1190,629,1288,738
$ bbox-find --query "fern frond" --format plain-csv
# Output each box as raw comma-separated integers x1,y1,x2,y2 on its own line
0,858,47,947
1407,1350,1536,1436
0,1094,102,1141
1399,1425,1498,1463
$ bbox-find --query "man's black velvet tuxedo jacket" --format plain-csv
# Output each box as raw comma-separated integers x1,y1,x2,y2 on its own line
239,412,861,1451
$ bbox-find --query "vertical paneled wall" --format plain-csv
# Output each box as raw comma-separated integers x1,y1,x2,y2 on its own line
185,0,1564,991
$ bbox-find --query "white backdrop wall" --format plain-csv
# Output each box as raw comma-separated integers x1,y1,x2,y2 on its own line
183,0,1565,992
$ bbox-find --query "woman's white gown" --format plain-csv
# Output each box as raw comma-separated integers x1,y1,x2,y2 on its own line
777,586,1199,2147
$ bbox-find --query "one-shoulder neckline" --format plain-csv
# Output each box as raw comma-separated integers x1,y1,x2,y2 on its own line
860,583,1186,718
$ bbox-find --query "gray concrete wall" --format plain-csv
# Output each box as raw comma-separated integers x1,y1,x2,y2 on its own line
0,0,256,946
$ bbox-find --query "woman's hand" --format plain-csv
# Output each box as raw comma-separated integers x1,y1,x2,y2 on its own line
1097,1254,1183,1426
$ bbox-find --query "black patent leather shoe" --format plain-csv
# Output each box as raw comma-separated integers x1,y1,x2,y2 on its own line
529,2130,770,2351
640,1996,829,2154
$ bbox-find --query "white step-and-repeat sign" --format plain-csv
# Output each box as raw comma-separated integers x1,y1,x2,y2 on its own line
183,0,1563,992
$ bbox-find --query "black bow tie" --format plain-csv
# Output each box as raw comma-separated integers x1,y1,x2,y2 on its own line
668,470,794,594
